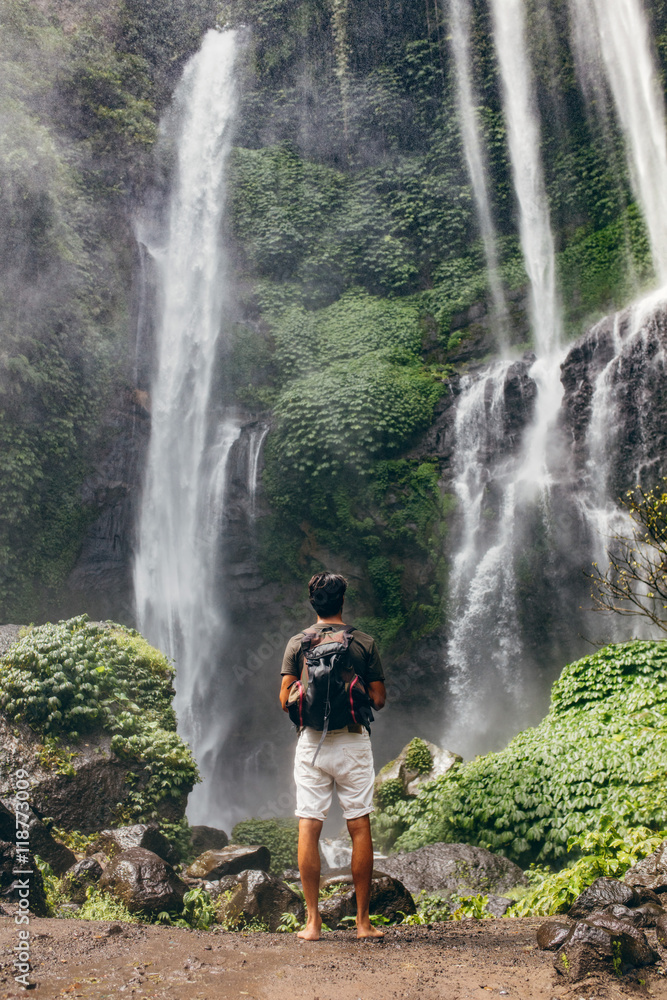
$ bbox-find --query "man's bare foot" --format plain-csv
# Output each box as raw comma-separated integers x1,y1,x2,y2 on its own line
356,919,385,940
297,916,322,941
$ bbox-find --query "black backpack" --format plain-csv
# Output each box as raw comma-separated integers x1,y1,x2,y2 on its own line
287,625,374,762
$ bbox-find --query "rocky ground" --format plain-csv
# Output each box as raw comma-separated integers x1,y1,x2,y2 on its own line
1,915,666,1000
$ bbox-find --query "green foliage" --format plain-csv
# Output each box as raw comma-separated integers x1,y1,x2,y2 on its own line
376,777,405,809
231,817,299,875
404,737,433,775
0,615,199,824
74,886,138,923
400,891,491,924
158,887,217,929
276,911,304,932
375,642,667,865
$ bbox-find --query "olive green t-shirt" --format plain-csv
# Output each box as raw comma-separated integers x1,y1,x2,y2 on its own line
280,623,385,684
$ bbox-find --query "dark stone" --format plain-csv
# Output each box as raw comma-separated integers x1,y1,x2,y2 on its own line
484,895,513,918
634,886,665,906
214,870,304,932
98,847,187,915
625,843,667,893
317,869,416,929
0,840,48,917
656,912,667,947
632,902,666,928
377,843,527,897
568,877,639,918
186,845,270,880
62,858,104,904
90,824,179,866
536,918,573,951
554,916,658,980
597,903,644,926
0,799,75,875
191,825,228,855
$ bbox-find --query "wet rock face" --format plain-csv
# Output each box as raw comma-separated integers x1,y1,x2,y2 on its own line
0,840,48,917
625,842,667,893
190,825,229,855
378,843,527,898
98,848,187,914
536,919,573,952
89,825,179,866
63,858,104,904
553,915,658,980
318,870,416,929
214,869,304,932
568,876,638,918
186,845,271,881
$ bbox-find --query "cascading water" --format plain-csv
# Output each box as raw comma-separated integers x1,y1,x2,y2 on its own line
444,0,566,754
447,0,509,351
133,29,242,822
247,425,270,517
585,0,667,283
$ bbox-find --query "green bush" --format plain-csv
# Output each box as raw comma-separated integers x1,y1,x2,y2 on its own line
231,818,299,875
404,737,433,775
0,615,199,824
375,641,667,866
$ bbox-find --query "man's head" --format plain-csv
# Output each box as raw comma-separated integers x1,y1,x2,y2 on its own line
308,572,347,617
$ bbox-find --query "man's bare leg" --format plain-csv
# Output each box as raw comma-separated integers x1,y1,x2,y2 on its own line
347,814,384,939
297,818,323,940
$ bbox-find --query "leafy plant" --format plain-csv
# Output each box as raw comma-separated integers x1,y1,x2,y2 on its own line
276,911,304,932
404,738,433,775
375,642,667,865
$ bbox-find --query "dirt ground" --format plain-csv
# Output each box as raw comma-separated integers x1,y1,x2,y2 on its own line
2,915,667,1000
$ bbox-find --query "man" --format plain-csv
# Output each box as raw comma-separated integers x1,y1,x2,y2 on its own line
279,572,386,941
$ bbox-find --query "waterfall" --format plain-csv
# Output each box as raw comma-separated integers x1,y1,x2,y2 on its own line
133,30,242,822
444,0,565,754
447,0,509,351
247,424,269,517
585,0,667,283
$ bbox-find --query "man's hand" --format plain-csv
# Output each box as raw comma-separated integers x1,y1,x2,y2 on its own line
368,681,386,710
279,674,296,712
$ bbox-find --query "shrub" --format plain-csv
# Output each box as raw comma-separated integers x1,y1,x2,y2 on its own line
231,817,299,875
375,641,667,866
404,737,433,775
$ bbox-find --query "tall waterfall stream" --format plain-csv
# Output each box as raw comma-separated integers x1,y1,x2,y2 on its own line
130,5,667,822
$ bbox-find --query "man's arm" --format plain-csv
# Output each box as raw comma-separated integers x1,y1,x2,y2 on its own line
368,680,386,711
279,674,296,712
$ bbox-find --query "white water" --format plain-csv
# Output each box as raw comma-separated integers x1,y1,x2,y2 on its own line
133,30,241,821
448,0,509,351
586,0,667,282
444,0,565,754
247,425,269,517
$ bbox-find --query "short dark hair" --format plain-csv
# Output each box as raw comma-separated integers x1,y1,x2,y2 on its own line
308,572,347,617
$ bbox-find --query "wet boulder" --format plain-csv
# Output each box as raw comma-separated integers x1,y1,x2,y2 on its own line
597,903,644,927
214,870,304,932
536,918,573,951
0,799,75,875
554,916,658,980
318,870,415,929
568,876,638,918
89,824,179,866
378,842,526,897
624,842,667,893
0,840,48,917
633,901,665,928
186,845,270,880
62,857,104,904
374,740,461,802
656,912,667,947
191,825,228,854
98,847,187,914
485,895,513,918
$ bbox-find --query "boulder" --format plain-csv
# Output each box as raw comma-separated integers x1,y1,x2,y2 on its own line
0,799,75,875
656,911,667,947
186,845,270,880
191,825,228,854
375,740,461,802
624,842,667,893
62,857,104,904
536,918,574,951
597,903,644,927
214,870,304,932
568,877,638,918
98,847,187,914
317,869,416,929
89,824,179,866
633,901,665,927
378,843,527,897
0,840,48,917
554,917,658,980
484,895,513,918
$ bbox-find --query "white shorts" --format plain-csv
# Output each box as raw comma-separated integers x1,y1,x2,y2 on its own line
294,728,375,821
